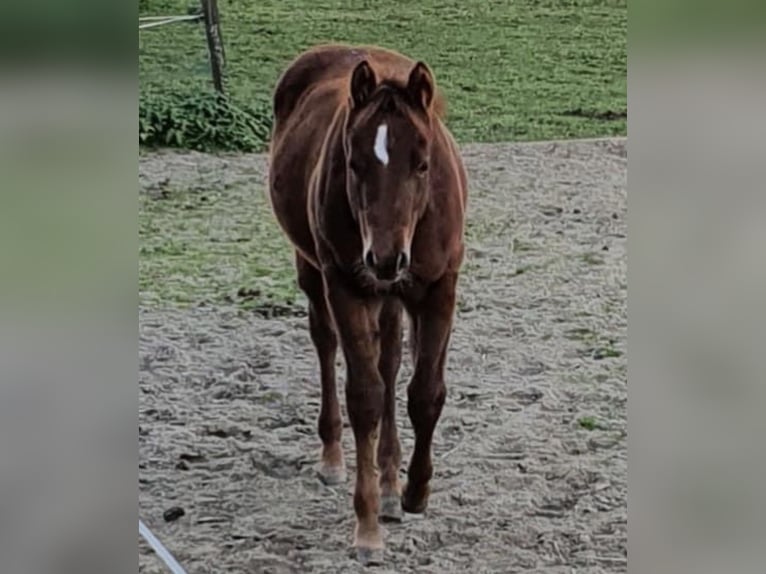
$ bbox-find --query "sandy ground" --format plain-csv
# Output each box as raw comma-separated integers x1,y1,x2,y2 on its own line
139,138,627,573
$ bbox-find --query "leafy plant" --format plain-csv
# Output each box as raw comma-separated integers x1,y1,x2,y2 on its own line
139,91,272,152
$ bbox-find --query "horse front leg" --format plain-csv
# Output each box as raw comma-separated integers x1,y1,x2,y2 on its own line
377,297,404,522
402,271,458,514
323,275,386,566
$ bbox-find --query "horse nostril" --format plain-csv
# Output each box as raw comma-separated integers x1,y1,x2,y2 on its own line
396,252,409,272
364,250,377,269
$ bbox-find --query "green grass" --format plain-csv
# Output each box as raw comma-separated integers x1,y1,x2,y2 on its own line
139,182,301,313
577,416,600,431
140,0,626,145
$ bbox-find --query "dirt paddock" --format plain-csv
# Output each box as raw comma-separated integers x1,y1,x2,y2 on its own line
139,138,627,573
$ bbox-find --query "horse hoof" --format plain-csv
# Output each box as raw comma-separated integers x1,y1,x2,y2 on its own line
317,465,346,485
356,546,384,566
379,495,403,523
401,484,429,514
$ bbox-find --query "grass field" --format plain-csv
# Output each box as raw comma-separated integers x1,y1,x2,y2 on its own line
139,0,626,144
140,0,626,311
139,158,301,313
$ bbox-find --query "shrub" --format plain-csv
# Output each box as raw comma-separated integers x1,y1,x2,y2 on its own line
139,91,272,152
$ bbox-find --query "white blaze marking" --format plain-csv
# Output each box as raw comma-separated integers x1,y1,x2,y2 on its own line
374,123,389,165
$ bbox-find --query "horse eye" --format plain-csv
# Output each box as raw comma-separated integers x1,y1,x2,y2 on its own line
415,161,429,176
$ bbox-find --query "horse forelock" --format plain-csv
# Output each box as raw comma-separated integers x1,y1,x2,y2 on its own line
344,83,432,152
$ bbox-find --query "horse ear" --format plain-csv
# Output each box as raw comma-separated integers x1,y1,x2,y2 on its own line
407,61,435,112
350,60,377,108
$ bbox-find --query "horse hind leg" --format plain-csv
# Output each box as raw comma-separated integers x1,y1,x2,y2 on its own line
296,253,345,485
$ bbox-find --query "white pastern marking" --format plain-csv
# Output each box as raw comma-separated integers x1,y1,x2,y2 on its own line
374,124,389,166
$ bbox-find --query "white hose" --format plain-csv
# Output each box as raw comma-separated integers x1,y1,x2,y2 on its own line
139,15,201,30
139,519,188,574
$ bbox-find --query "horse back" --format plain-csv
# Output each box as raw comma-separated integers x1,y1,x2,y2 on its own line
272,45,355,129
272,44,446,130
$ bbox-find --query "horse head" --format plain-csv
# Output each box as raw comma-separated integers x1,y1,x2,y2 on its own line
343,59,437,282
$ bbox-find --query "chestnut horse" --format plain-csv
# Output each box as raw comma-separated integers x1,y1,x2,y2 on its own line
268,43,467,565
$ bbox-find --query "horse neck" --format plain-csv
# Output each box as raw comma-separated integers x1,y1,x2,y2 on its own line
313,105,353,216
